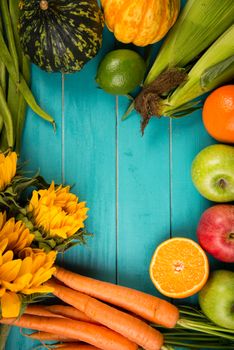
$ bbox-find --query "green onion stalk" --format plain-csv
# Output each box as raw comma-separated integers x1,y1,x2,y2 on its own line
0,0,54,154
154,306,234,350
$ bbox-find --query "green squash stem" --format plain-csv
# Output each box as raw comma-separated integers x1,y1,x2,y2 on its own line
40,1,49,10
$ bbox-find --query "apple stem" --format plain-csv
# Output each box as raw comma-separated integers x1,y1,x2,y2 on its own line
218,178,227,189
229,232,234,240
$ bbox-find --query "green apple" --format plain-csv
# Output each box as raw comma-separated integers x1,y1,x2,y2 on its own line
199,270,234,329
191,144,234,202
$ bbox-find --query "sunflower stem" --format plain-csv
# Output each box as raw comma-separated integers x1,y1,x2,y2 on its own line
0,325,11,350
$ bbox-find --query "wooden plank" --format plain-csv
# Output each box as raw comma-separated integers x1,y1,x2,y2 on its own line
6,66,62,349
60,28,117,283
117,100,171,296
20,66,63,183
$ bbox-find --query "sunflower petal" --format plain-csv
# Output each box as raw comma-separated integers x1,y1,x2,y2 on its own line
0,239,8,254
0,212,6,230
2,250,14,264
31,254,47,274
9,152,17,179
18,257,32,276
0,287,6,297
21,286,54,295
1,292,21,318
30,268,56,287
0,260,22,282
2,274,32,292
0,153,17,191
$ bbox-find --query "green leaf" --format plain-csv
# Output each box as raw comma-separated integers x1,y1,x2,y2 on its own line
38,242,51,252
47,239,56,248
21,292,53,306
33,230,44,241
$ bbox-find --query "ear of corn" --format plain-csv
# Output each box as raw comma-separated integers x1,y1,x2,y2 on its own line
145,0,234,86
161,25,234,117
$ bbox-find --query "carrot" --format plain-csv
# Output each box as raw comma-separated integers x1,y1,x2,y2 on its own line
47,280,164,350
45,305,97,324
0,315,137,350
54,266,179,328
47,304,143,324
25,305,65,318
24,331,76,342
52,344,102,350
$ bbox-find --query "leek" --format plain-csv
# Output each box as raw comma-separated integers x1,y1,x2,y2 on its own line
145,0,234,86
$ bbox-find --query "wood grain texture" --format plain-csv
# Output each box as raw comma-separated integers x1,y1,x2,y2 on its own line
170,113,213,239
20,65,63,183
60,28,117,282
117,99,171,296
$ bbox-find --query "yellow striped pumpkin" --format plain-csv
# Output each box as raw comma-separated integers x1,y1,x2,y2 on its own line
101,0,180,46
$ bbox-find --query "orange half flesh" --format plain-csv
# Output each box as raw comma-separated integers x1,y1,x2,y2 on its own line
150,237,209,298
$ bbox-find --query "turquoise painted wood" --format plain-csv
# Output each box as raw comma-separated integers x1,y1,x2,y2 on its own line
117,99,171,296
5,1,225,349
61,27,117,281
21,66,63,184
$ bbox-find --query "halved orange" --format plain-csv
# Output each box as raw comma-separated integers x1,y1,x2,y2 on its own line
149,237,209,298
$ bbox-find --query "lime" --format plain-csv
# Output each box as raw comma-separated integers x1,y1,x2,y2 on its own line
96,49,146,95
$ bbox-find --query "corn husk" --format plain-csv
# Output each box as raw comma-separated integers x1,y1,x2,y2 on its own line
145,0,234,86
161,25,234,117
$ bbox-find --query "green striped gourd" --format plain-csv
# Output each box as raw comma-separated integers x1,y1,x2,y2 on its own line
19,0,104,73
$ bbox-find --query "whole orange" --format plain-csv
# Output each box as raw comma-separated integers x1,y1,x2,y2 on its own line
202,85,234,144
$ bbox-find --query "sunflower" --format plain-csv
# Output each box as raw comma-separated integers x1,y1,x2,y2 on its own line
0,212,34,254
0,214,56,318
28,181,88,240
0,152,17,191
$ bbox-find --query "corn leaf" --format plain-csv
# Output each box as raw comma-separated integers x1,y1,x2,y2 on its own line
201,56,234,89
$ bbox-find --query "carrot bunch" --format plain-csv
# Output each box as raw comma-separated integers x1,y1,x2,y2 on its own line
0,267,180,350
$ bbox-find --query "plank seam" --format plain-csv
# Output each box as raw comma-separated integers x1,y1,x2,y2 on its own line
61,73,65,267
169,118,173,239
61,73,65,185
115,95,119,285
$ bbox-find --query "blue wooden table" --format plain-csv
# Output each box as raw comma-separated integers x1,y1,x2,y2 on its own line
6,4,221,349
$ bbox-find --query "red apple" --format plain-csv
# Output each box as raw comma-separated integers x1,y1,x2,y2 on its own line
197,205,234,263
